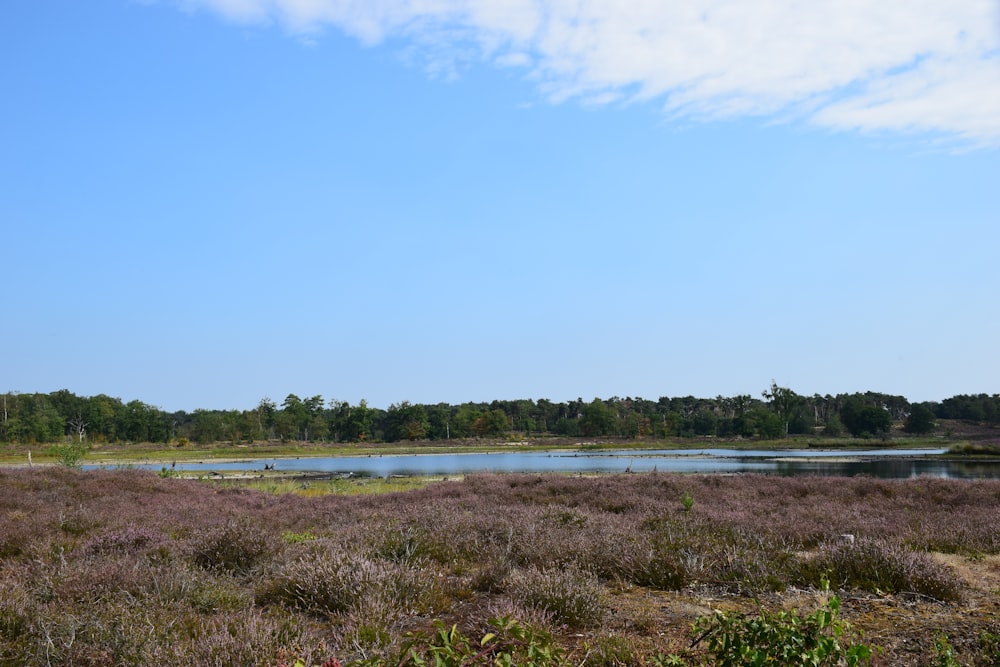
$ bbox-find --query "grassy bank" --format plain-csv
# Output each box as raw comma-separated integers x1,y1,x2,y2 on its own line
0,432,963,468
1,468,999,665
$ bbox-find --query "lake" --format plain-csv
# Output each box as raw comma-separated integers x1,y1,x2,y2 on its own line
103,447,1000,480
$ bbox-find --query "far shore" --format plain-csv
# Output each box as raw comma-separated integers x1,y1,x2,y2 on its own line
0,436,971,476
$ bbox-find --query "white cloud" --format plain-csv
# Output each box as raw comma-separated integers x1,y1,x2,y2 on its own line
173,0,1000,146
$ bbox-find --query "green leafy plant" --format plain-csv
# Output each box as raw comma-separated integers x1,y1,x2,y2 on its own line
281,530,318,544
932,634,961,667
680,491,695,513
392,616,568,667
691,595,873,667
49,442,90,468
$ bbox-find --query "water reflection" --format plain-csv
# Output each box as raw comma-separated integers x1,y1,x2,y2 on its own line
94,447,1000,480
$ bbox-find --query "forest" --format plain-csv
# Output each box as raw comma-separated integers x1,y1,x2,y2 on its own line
2,385,998,446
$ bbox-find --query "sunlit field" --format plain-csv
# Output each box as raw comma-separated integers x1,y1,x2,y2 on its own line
1,468,999,665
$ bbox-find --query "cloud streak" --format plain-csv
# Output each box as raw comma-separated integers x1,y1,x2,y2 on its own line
172,0,1000,146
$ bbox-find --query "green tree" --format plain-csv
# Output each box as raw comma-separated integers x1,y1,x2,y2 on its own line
303,395,325,441
334,399,374,442
256,397,277,440
692,409,719,436
754,409,785,439
473,409,508,437
580,399,616,437
904,403,936,434
386,401,429,441
824,413,844,436
86,394,123,442
192,409,224,444
425,403,453,439
279,394,309,441
839,396,892,437
762,382,805,436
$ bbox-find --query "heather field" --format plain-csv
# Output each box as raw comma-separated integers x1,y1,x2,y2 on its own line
1,469,999,666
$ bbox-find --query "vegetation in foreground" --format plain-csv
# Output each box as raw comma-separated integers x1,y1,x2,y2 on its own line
1,469,999,665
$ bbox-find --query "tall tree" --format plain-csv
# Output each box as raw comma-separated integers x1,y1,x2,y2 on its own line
839,395,892,437
904,404,936,434
762,382,804,436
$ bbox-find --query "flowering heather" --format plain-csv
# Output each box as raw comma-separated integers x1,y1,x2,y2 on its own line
0,467,999,665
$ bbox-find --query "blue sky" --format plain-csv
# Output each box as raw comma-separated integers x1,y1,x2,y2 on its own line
3,0,998,412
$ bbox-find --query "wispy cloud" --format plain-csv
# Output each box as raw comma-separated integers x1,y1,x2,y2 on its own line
171,0,1000,147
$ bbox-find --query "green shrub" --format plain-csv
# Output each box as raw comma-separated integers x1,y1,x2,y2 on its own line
369,617,568,667
49,442,90,468
691,595,873,667
680,492,694,513
931,634,961,667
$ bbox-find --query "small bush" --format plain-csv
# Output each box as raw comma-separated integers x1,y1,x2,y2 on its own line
691,595,873,666
680,492,695,513
371,526,432,564
191,518,275,575
800,539,964,601
470,556,513,593
257,546,438,619
179,609,303,667
507,567,605,628
257,551,379,615
371,617,568,667
49,442,90,468
931,634,961,667
615,540,690,591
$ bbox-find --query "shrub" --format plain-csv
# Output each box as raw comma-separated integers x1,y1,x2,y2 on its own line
0,581,34,643
257,550,380,615
470,555,513,593
931,634,961,667
691,595,873,667
191,518,275,575
369,617,568,667
507,567,605,628
177,609,304,667
49,442,90,468
612,538,690,591
370,525,432,564
799,539,964,601
256,546,437,619
680,492,694,513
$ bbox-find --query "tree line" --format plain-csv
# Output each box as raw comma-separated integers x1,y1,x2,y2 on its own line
1,385,996,446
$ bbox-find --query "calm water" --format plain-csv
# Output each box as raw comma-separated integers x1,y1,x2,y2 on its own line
98,447,1000,480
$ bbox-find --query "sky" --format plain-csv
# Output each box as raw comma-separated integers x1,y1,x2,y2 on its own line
2,0,998,412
